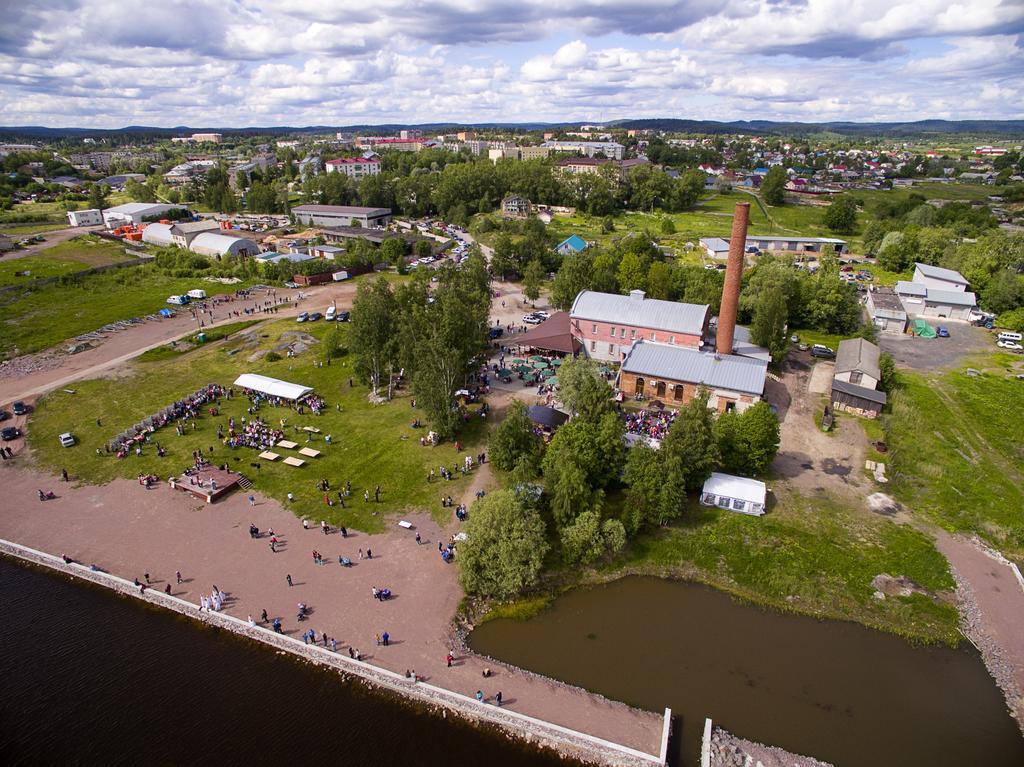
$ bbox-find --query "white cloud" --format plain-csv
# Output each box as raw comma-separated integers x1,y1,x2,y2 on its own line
0,0,1021,126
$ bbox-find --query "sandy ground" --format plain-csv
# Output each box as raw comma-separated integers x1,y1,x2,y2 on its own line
770,356,868,500
0,463,661,757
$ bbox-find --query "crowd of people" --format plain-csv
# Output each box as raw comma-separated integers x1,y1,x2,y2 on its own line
623,408,678,442
109,384,229,455
224,417,284,451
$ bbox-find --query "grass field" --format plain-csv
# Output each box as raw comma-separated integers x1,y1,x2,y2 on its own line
0,236,129,288
0,222,70,236
608,487,960,644
27,319,488,533
0,260,255,359
887,359,1024,562
135,319,265,362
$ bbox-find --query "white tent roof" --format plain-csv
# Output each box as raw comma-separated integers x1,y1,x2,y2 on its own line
233,373,313,401
702,472,766,505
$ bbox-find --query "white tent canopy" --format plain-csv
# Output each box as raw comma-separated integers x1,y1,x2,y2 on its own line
233,373,313,401
700,472,767,516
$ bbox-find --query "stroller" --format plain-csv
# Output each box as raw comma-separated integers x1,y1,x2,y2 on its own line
339,556,352,567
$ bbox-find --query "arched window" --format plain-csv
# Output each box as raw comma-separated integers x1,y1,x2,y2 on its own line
673,384,684,402
635,377,645,397
656,381,666,397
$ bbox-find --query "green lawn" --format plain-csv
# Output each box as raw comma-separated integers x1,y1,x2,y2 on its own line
27,319,488,533
886,361,1024,562
135,319,265,362
0,222,70,236
0,261,256,359
609,488,960,644
0,236,129,288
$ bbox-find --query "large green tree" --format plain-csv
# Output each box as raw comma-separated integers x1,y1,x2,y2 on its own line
556,356,614,420
761,166,787,206
458,490,548,599
823,195,858,234
551,250,594,310
750,287,790,366
714,402,780,476
489,400,542,472
522,258,544,303
658,391,719,523
350,277,399,397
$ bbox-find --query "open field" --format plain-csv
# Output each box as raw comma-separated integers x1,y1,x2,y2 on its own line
853,182,1001,206
0,222,71,236
26,319,488,533
604,486,959,644
135,319,265,361
887,356,1024,563
0,260,256,359
0,236,129,287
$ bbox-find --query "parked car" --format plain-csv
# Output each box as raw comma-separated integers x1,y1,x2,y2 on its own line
533,310,551,320
936,326,950,338
522,314,543,325
59,432,75,447
284,281,300,288
336,311,350,322
325,306,337,321
810,344,836,359
840,265,854,272
296,311,309,323
790,334,800,343
997,340,1024,350
307,312,323,322
0,410,9,421
12,400,28,415
1,426,20,441
488,327,504,340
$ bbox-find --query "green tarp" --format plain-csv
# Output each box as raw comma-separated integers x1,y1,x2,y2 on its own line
911,319,936,338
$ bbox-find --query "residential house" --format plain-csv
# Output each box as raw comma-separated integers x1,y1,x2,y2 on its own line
324,156,381,178
866,287,907,334
830,338,887,418
555,235,588,256
500,195,531,218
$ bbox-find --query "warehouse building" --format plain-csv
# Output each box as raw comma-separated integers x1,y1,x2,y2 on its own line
292,205,392,228
189,232,260,259
66,208,103,227
103,203,185,228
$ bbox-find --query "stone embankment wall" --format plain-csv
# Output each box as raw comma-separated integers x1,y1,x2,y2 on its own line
0,539,666,767
705,719,832,767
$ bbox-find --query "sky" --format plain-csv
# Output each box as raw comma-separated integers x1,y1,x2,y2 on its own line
0,0,1022,128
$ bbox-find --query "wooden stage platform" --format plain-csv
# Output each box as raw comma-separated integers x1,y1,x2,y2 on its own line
168,466,245,504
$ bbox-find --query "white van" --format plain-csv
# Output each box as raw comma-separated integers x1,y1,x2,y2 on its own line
997,331,1023,343
187,289,207,300
325,306,337,321
167,295,189,305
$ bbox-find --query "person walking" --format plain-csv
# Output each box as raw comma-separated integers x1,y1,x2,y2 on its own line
61,468,68,482
415,532,421,545
286,574,293,587
475,690,484,703
495,691,502,707
382,631,389,647
261,609,268,624
176,570,182,584
446,652,453,668
248,495,256,507
374,485,381,502
363,490,369,503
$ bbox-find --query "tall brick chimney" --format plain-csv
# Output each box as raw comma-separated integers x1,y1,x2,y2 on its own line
716,202,750,355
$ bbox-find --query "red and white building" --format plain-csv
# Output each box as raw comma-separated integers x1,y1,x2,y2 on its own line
569,289,710,362
325,156,381,178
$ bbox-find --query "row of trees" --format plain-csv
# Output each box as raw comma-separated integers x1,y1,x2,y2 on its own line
350,257,491,439
467,358,780,599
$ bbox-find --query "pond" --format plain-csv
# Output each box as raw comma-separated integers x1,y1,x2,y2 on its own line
470,576,1024,766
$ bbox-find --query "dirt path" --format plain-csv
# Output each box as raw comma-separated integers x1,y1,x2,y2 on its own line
933,530,1024,731
0,463,663,755
0,226,88,260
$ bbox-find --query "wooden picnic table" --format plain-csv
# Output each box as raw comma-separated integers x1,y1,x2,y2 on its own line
302,426,321,433
275,440,298,449
258,451,280,461
282,456,305,467
298,447,321,458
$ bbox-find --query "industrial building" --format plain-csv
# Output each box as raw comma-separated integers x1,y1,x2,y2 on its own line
66,208,103,227
292,205,392,228
102,203,185,227
701,234,848,257
189,232,260,259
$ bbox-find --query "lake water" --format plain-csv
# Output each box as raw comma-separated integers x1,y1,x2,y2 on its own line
0,557,571,766
470,576,1024,767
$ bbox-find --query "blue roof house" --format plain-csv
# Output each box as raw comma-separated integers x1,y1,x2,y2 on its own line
556,235,589,256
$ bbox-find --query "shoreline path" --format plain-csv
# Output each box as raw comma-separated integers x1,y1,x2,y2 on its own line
0,464,664,757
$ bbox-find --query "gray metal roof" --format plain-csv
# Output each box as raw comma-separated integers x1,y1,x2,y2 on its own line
171,220,219,234
292,204,391,217
896,281,927,297
621,341,767,396
141,223,174,246
925,288,977,306
700,237,730,252
835,338,881,380
831,379,887,405
914,262,968,284
190,232,258,256
571,290,709,336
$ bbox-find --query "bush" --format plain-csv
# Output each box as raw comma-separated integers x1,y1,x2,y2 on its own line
264,351,282,362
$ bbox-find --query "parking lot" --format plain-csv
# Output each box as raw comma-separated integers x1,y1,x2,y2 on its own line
878,322,995,370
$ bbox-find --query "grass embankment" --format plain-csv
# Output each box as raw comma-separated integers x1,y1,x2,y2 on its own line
598,487,960,645
0,236,129,288
887,359,1024,562
0,222,70,236
0,260,255,359
28,319,488,533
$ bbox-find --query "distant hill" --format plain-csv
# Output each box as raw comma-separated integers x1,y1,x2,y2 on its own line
1,118,1022,141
